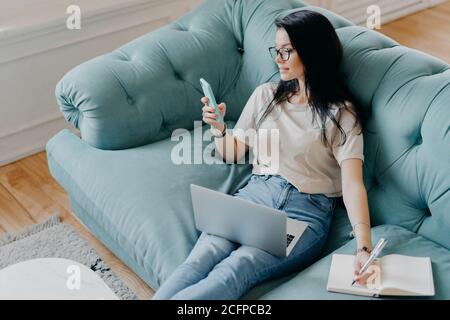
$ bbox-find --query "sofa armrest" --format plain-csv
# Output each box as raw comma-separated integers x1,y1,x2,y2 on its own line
55,28,199,150
55,0,245,150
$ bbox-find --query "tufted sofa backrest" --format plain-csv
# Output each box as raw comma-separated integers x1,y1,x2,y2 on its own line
336,24,450,249
55,0,450,248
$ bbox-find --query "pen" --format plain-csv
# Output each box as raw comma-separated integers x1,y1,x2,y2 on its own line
351,238,387,286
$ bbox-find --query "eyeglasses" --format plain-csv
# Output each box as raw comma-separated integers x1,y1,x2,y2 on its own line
268,46,295,61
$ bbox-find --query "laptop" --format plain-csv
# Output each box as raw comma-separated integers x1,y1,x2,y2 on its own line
190,184,308,257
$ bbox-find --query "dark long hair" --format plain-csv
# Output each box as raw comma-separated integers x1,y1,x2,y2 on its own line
256,10,363,147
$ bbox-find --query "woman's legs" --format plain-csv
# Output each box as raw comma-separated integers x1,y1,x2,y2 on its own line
153,175,273,300
152,232,238,299
169,175,336,300
170,225,326,300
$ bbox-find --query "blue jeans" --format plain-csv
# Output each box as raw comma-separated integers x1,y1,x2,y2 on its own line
153,174,337,300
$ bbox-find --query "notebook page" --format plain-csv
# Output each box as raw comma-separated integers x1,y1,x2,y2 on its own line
327,254,378,297
380,254,434,296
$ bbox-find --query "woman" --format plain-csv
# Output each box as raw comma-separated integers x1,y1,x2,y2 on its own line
153,10,373,300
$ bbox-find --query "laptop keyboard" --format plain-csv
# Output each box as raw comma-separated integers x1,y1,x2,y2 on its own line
286,234,295,247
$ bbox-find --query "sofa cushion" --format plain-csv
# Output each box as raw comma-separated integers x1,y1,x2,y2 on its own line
46,124,254,289
242,225,450,300
321,200,354,257
47,121,362,290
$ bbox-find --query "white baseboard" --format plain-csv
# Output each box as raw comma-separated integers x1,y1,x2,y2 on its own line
0,114,80,167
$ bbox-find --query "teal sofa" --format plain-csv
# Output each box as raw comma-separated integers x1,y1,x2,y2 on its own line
46,0,450,299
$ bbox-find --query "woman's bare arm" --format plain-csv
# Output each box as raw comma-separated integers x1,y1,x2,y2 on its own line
214,131,249,163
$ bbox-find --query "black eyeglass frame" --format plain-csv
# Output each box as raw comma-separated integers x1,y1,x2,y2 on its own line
268,46,295,61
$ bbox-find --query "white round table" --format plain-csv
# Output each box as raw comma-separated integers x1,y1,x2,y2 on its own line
0,258,119,300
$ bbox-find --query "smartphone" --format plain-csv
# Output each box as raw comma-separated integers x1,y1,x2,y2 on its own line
200,78,222,123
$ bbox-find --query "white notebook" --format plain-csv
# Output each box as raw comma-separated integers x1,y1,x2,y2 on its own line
327,254,435,297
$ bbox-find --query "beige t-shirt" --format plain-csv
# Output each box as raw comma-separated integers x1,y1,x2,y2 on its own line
232,82,364,197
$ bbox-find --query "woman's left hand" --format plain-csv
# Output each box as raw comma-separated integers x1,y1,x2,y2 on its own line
353,251,373,285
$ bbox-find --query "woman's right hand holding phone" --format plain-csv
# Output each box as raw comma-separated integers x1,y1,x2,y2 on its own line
201,97,226,133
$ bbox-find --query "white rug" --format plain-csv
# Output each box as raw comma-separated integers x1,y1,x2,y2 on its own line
0,214,138,300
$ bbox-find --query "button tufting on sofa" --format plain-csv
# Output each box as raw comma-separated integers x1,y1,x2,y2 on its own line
173,72,183,81
416,135,423,145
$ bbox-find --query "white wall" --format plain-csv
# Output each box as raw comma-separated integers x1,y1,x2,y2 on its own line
0,0,203,166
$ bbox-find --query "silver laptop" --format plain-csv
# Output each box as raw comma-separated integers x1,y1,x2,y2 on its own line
190,184,308,257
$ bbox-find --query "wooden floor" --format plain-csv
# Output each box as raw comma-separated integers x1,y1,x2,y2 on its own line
0,152,155,299
0,1,449,300
378,1,450,63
